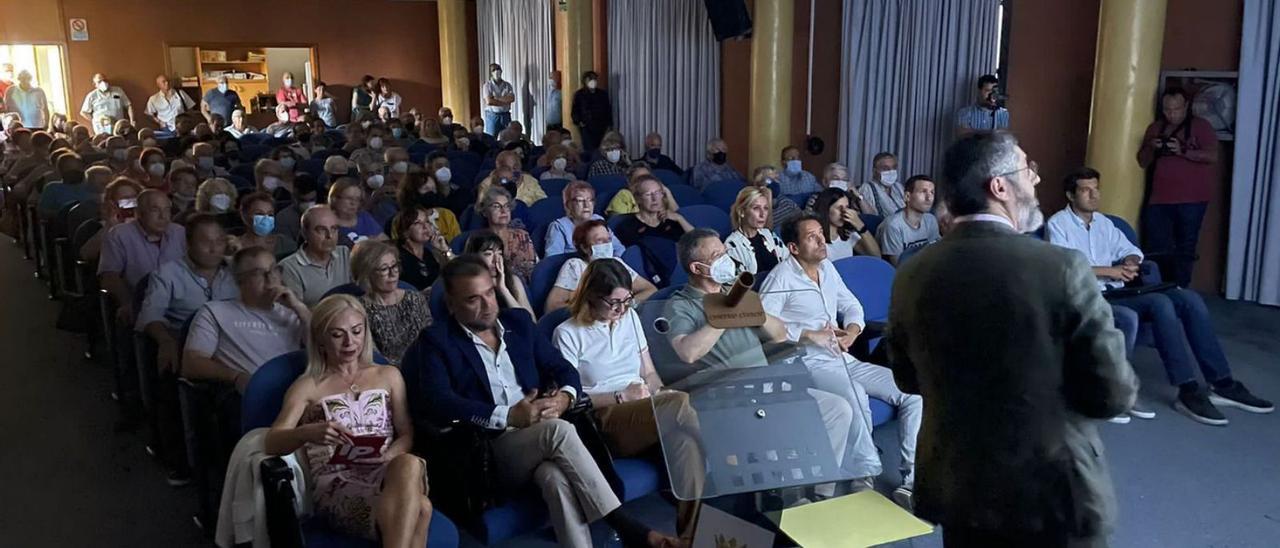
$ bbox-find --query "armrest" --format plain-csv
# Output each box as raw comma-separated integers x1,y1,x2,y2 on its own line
260,457,305,548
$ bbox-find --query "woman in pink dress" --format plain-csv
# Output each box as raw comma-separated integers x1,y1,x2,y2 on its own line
264,295,432,547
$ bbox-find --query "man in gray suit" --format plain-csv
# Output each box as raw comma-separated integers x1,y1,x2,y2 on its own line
886,132,1138,548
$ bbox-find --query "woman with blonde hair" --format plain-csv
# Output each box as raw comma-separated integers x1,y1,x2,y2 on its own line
264,295,432,546
350,240,431,365
194,177,239,229
724,185,789,275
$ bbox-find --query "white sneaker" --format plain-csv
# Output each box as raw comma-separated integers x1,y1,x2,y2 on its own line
891,485,914,512
1129,403,1157,420
1108,414,1131,424
850,476,876,493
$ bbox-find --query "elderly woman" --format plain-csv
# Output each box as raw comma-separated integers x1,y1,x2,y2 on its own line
545,220,656,314
612,175,692,247
134,146,168,187
264,295,433,546
544,181,624,257
477,185,537,282
391,205,453,291
587,135,631,178
537,143,580,181
226,109,257,139
811,187,882,260
255,158,294,202
350,241,431,366
394,169,461,243
168,167,201,219
749,165,803,228
605,164,680,217
329,177,387,247
463,230,535,317
552,259,703,542
194,177,239,229
724,186,789,276
229,191,298,258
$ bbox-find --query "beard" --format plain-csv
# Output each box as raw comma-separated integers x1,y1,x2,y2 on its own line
1014,188,1045,233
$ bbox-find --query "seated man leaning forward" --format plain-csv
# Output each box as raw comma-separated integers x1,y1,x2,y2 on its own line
401,255,681,548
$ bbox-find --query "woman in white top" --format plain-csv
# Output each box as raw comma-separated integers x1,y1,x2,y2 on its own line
551,259,702,542
374,78,403,118
811,188,881,261
544,219,657,314
723,185,789,276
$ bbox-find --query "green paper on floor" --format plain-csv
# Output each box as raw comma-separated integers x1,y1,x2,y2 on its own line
778,491,934,547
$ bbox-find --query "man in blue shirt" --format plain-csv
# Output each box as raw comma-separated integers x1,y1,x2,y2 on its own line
1046,167,1272,426
201,75,243,124
955,74,1009,136
689,138,742,191
545,70,562,130
776,145,821,196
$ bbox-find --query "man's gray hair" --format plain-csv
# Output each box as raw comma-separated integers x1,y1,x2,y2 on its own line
677,228,721,274
941,131,1021,217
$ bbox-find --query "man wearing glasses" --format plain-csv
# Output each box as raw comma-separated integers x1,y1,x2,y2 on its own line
279,205,353,306
182,246,310,395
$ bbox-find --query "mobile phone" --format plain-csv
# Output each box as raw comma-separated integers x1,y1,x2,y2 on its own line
118,198,138,209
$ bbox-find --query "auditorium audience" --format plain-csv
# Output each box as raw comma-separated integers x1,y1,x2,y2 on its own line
544,181,624,257
545,220,656,314
329,177,387,247
588,135,631,178
79,177,142,262
476,185,537,282
552,259,703,541
351,75,377,121
393,205,453,291
37,152,91,218
476,150,547,206
230,191,297,258
689,138,741,190
402,255,679,548
144,75,195,132
395,168,462,243
1047,167,1272,425
225,109,255,139
605,164,676,217
856,152,906,218
749,165,803,227
280,205,353,306
538,144,581,182
464,230,535,317
310,81,338,128
80,73,133,135
761,214,923,505
876,175,940,265
481,63,516,135
275,174,318,244
612,175,692,247
183,246,309,392
350,240,431,366
637,132,682,174
811,188,882,260
98,189,186,324
193,177,238,225
264,294,431,546
724,186,789,275
375,78,404,118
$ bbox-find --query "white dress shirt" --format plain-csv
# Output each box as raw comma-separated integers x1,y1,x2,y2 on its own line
462,319,577,429
1046,207,1143,290
759,256,865,369
146,89,195,130
553,309,647,395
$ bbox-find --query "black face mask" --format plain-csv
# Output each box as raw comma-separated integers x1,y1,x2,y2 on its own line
499,177,518,196
712,151,727,165
417,190,444,210
297,133,312,143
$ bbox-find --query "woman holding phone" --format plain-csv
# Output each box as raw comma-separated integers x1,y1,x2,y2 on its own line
263,295,432,547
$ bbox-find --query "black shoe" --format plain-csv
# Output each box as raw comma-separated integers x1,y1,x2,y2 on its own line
166,469,191,488
1210,381,1275,414
1175,388,1229,426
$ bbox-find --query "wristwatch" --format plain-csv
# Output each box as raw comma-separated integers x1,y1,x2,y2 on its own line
855,224,870,235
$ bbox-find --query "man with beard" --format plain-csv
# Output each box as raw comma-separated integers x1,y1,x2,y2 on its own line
885,132,1137,547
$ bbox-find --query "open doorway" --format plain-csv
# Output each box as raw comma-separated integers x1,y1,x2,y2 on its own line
0,44,69,127
166,44,316,124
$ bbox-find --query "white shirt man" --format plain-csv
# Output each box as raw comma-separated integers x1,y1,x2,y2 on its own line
80,73,133,134
759,215,923,504
3,70,49,129
876,175,940,265
145,75,195,131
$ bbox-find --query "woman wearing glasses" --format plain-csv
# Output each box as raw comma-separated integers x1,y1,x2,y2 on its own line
477,185,538,282
551,259,704,543
351,240,431,366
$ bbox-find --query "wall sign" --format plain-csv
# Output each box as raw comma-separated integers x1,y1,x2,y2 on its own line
69,18,89,41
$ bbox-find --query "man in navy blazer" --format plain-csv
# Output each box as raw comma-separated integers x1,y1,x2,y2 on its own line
401,255,676,548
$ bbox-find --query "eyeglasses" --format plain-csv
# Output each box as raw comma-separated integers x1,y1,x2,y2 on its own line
235,266,283,282
375,262,401,276
600,294,635,310
997,160,1039,179
637,191,665,200
486,202,511,212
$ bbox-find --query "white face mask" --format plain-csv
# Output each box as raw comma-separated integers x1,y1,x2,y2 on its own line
262,176,282,191
112,149,128,161
197,156,215,170
279,157,296,170
97,81,109,92
217,83,228,93
368,137,383,149
457,138,471,149
590,243,613,261
209,194,232,212
434,167,452,183
587,79,598,90
605,149,622,163
441,116,453,126
829,179,850,191
147,162,165,177
704,254,737,284
879,169,899,186
392,161,408,174
283,78,293,87
552,157,568,171
367,174,385,189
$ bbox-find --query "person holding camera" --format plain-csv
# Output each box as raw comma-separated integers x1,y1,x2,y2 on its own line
1137,87,1219,288
955,74,1009,136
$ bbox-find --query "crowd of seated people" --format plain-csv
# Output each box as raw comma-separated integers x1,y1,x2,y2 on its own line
6,63,1274,548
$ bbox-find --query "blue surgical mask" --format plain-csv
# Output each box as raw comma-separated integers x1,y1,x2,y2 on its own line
392,127,405,138
785,159,802,174
252,214,275,236
590,243,613,261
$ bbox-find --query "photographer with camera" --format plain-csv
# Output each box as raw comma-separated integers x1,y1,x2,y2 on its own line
1136,87,1219,288
955,74,1009,136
